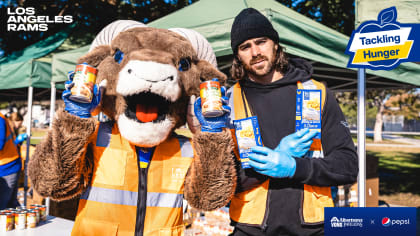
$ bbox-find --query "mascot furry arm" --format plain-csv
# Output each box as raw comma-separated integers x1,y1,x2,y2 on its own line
29,23,237,211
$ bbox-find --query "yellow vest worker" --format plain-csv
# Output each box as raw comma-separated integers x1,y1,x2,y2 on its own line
71,121,194,236
0,113,19,166
0,112,22,210
227,80,334,227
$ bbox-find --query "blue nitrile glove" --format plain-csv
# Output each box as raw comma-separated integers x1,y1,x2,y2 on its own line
194,86,231,132
274,128,319,158
248,146,296,178
14,133,28,145
62,71,102,118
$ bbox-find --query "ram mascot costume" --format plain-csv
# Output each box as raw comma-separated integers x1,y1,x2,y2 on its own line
29,20,237,236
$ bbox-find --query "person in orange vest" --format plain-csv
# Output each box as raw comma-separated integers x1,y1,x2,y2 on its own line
9,112,27,154
191,8,358,236
0,112,27,209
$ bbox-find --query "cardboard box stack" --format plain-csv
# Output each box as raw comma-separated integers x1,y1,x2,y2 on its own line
335,154,379,207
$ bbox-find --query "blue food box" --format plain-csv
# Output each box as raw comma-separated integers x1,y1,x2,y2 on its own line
296,89,322,146
233,116,263,169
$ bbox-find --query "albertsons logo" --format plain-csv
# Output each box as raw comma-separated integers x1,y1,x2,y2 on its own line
331,217,342,227
346,7,414,70
382,217,391,227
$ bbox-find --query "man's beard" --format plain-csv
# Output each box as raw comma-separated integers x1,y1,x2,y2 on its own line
243,52,277,77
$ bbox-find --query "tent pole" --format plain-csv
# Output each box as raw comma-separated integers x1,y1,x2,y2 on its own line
49,82,56,123
357,68,366,207
45,82,56,215
24,86,33,206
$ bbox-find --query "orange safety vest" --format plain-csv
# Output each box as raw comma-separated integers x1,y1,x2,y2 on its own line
72,121,194,236
227,80,333,226
0,113,19,165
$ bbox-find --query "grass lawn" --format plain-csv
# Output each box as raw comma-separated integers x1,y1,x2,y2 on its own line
398,134,420,140
367,149,420,207
351,135,407,145
29,128,48,145
175,127,193,138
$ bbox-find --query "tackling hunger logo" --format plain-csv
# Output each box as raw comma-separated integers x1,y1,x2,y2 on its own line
346,6,418,70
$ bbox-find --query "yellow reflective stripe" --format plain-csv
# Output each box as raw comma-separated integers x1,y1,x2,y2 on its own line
81,187,184,208
81,186,138,206
146,192,183,208
177,138,193,158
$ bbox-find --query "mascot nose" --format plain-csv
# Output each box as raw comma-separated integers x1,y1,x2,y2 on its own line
128,69,132,74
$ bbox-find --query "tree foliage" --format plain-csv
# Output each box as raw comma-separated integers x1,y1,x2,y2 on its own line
384,90,420,120
277,0,355,36
336,89,418,142
336,91,378,129
0,0,196,56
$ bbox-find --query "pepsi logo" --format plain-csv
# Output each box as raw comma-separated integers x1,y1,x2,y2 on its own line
382,217,391,226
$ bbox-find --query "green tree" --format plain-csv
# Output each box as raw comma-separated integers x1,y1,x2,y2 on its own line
277,0,355,36
384,90,420,120
337,89,418,142
336,91,378,130
0,0,196,56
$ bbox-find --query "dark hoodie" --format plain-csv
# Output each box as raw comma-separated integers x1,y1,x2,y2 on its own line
232,58,358,236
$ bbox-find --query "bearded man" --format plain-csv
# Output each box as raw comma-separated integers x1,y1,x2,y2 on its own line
224,8,358,236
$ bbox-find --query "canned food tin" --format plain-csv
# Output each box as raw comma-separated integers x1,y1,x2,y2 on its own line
70,63,98,103
8,212,15,229
27,210,37,228
199,78,223,117
15,211,26,230
36,205,47,221
0,212,14,231
29,207,40,224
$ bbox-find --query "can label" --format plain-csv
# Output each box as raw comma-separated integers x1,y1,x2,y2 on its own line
33,204,46,221
15,211,26,230
200,80,223,117
233,116,263,169
29,205,40,223
38,205,47,221
70,63,98,103
1,213,14,231
27,211,37,228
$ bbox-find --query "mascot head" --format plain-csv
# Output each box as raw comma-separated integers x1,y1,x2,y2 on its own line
78,20,226,147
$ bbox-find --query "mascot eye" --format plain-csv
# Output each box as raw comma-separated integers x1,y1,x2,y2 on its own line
178,58,191,71
114,50,124,64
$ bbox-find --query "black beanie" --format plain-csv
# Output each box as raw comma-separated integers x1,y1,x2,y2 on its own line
230,8,279,55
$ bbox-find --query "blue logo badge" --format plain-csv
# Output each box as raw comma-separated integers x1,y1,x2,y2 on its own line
325,207,416,236
381,217,391,227
346,6,420,70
